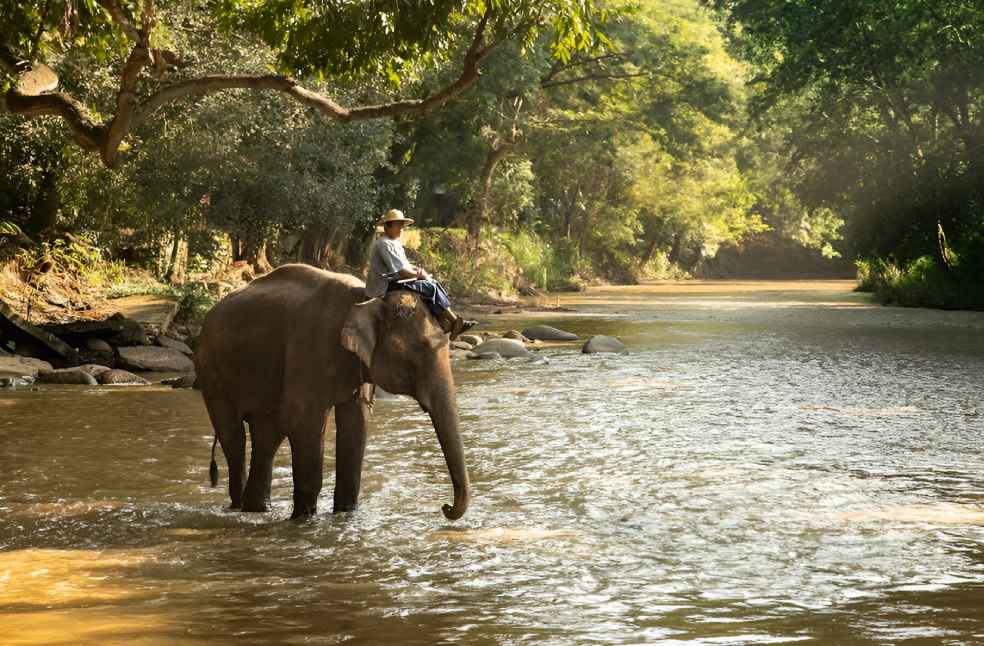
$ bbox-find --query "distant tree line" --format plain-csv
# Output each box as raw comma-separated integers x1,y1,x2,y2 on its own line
6,0,975,304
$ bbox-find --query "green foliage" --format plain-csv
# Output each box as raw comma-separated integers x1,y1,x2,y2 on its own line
414,228,519,299
217,0,609,79
710,0,984,304
855,256,984,311
0,220,20,236
501,230,585,291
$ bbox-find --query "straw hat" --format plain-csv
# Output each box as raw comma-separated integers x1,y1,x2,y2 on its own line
378,208,414,226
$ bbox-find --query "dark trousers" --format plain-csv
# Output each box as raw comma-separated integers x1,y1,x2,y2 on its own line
388,279,451,318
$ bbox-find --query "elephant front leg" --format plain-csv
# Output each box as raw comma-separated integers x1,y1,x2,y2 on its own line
333,397,369,513
287,409,328,519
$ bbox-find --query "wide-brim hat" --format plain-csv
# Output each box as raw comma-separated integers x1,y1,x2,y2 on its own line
378,208,414,226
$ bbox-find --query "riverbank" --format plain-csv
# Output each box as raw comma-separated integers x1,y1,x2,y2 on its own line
4,280,984,644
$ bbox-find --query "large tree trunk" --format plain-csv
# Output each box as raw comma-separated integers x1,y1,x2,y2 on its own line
241,234,273,275
162,225,187,283
466,143,511,242
640,233,661,265
298,226,331,268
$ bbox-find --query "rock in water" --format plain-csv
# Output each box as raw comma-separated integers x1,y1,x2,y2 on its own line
159,374,196,389
77,363,112,378
503,330,530,342
37,368,99,385
0,375,34,389
157,335,193,355
582,335,627,354
470,338,531,358
522,325,579,341
0,356,53,378
467,352,503,360
100,369,151,385
117,346,195,372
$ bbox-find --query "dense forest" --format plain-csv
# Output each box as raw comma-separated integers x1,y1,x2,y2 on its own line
0,0,981,308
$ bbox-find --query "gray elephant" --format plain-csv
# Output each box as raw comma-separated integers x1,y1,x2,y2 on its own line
194,264,470,520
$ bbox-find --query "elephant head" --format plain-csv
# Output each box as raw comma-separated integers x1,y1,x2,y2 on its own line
339,291,470,520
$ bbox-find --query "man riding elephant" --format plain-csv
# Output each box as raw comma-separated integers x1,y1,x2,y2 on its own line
365,209,478,340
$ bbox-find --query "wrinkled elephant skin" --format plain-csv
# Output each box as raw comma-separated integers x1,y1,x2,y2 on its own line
195,264,470,520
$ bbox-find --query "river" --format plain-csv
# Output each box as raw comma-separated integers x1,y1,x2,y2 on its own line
2,280,984,644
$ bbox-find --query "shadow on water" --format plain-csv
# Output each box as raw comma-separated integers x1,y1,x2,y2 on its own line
3,281,984,644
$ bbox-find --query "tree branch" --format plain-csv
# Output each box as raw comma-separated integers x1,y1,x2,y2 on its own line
2,90,104,150
95,0,141,43
4,7,514,168
541,53,623,85
541,71,647,89
133,9,500,130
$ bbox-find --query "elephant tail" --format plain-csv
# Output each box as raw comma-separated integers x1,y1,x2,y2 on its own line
209,435,219,487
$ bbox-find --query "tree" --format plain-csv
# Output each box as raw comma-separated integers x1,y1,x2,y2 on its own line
0,0,607,168
708,0,984,271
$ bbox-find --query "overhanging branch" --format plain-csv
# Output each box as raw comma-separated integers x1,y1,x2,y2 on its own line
3,7,519,168
2,90,104,150
134,8,501,129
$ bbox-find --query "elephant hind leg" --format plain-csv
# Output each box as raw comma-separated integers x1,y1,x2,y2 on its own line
287,408,329,519
242,412,285,513
203,393,246,510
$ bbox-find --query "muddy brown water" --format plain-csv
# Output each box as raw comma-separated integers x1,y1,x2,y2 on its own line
2,280,984,644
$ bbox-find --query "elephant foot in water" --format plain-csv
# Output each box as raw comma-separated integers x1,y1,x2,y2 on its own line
291,504,318,520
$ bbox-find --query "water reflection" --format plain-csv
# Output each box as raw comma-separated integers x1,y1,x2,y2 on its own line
2,281,984,643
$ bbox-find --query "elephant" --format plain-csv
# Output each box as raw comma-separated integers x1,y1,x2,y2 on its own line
194,263,470,520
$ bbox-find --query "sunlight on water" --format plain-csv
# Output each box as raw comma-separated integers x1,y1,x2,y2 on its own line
2,280,984,644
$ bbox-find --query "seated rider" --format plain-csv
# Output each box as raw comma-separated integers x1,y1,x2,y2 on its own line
364,209,478,340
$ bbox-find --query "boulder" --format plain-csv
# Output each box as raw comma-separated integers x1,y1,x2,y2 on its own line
0,375,34,389
37,368,99,385
0,355,53,379
163,329,187,342
0,300,80,364
159,374,196,389
77,363,112,378
582,335,627,354
458,334,482,346
157,335,193,355
451,340,474,351
85,338,113,353
117,346,195,372
467,352,502,360
100,369,151,385
470,338,530,358
503,330,530,342
41,312,147,347
522,325,580,342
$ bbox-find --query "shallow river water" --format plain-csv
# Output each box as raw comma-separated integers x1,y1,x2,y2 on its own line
2,280,984,645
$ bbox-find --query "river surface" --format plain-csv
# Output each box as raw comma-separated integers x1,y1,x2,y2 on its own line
2,280,984,645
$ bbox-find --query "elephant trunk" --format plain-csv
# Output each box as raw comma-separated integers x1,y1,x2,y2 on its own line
423,386,470,520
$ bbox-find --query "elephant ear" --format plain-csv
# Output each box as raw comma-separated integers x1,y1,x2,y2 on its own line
341,298,383,368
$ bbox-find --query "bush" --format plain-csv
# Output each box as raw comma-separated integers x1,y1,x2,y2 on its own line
413,228,520,301
855,255,984,310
